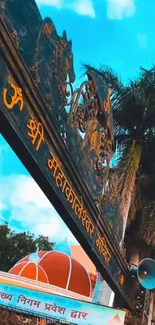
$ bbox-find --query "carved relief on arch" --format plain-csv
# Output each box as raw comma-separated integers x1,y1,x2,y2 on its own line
67,70,115,184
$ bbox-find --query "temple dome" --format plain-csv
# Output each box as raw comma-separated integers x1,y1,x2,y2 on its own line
9,241,92,297
9,262,49,283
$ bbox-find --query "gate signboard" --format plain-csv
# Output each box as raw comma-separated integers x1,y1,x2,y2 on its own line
0,282,126,324
0,0,134,309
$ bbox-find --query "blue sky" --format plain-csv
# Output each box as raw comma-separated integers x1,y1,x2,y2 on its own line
0,0,155,244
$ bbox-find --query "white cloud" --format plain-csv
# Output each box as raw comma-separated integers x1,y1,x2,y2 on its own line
137,33,147,49
0,202,5,211
68,0,95,18
11,175,52,210
0,174,78,244
36,0,62,9
107,0,136,20
36,0,95,18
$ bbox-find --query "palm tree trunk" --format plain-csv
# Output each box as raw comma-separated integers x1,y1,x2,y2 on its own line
119,140,142,247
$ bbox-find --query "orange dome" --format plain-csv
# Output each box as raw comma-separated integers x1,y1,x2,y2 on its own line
9,262,49,283
9,241,92,297
18,251,47,263
38,251,91,297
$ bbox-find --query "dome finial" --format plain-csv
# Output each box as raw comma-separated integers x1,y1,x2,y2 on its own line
29,244,40,264
29,252,40,264
53,239,72,256
36,243,39,252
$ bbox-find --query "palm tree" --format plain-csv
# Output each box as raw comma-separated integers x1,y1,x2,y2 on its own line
84,64,155,249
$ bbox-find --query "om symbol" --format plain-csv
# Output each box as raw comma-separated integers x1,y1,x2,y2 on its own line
3,83,24,111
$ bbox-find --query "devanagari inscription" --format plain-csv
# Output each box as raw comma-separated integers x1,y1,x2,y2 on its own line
44,303,66,315
47,152,95,240
27,119,44,151
17,295,27,304
17,295,40,308
0,292,13,301
70,310,88,320
96,232,111,264
27,299,40,308
48,154,59,177
85,216,95,239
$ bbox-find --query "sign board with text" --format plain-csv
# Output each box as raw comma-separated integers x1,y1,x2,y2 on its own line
0,0,134,309
0,283,126,325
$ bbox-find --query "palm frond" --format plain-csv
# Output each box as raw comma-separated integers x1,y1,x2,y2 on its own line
140,203,155,245
116,141,142,190
83,63,124,112
127,186,136,226
83,63,123,92
139,65,155,87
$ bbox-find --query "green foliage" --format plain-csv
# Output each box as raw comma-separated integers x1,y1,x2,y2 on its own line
84,63,155,247
0,223,55,272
